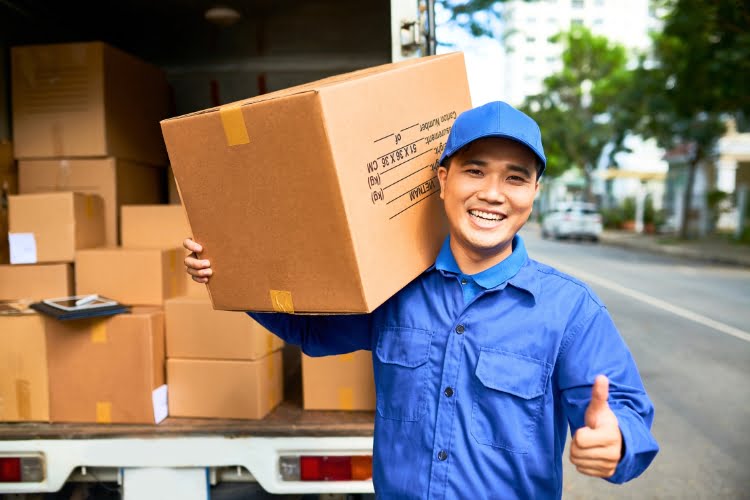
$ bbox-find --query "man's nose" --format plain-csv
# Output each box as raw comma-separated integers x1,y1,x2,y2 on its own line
476,177,505,203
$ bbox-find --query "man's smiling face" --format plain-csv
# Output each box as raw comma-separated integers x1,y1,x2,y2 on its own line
437,137,539,272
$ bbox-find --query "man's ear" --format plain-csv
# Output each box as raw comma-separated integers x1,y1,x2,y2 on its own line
437,165,448,200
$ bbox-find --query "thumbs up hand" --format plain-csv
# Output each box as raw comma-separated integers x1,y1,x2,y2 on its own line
570,375,623,478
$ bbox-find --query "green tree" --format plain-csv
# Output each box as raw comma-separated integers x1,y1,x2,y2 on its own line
621,0,750,238
519,27,632,198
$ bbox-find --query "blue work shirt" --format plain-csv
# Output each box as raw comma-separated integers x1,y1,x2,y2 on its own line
249,235,658,499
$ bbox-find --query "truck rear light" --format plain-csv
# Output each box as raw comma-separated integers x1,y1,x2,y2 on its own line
0,455,44,483
0,458,20,482
279,455,372,482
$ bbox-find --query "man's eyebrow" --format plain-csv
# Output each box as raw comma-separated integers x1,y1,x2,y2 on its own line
508,164,533,178
460,158,487,167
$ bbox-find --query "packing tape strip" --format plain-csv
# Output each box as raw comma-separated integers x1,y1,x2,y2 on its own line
16,379,31,420
96,401,112,423
338,387,354,411
339,353,355,363
270,290,294,313
90,322,107,344
219,104,250,146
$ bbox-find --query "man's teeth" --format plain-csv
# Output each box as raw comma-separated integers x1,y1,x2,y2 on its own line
469,210,503,221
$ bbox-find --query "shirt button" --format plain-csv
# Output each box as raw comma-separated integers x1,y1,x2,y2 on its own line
455,324,465,334
437,450,448,461
444,387,454,397
460,278,468,285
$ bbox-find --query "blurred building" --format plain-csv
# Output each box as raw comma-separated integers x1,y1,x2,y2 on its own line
500,0,659,106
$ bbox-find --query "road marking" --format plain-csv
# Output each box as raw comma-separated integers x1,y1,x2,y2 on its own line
551,263,750,344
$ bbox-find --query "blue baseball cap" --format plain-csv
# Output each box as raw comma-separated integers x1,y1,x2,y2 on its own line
439,101,546,177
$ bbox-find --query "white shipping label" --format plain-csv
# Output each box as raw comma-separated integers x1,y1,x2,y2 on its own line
9,233,38,264
152,384,169,424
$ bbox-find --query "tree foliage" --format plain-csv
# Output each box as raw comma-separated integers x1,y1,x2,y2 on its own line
519,27,632,195
622,0,750,237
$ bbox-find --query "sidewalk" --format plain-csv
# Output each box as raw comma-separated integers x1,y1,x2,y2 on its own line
598,229,750,268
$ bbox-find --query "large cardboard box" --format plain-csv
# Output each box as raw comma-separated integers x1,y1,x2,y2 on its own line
18,158,165,246
302,351,375,411
8,192,105,263
45,308,166,424
167,351,283,419
165,296,284,360
0,312,49,421
161,53,471,313
0,264,73,301
11,42,171,165
76,247,185,305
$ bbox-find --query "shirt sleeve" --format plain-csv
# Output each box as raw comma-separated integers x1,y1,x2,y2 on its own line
247,312,373,357
556,304,659,484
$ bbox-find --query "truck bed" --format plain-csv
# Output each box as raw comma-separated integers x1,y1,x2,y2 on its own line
0,346,375,441
0,401,374,440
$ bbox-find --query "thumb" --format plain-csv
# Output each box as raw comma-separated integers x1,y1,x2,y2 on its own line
585,375,610,429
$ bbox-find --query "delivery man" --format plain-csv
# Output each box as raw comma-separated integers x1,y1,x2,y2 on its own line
184,101,659,499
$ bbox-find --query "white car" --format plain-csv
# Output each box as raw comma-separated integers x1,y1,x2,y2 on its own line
541,202,603,241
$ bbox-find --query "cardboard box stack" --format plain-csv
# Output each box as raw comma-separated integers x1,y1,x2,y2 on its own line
12,41,170,245
0,41,175,424
3,52,469,424
165,296,285,419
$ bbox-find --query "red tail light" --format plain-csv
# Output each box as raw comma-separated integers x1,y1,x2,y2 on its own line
297,455,373,481
0,458,21,482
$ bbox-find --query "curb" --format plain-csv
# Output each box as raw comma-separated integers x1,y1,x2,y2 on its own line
598,235,750,268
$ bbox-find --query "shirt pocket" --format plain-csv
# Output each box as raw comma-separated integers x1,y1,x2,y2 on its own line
471,348,550,453
375,326,434,422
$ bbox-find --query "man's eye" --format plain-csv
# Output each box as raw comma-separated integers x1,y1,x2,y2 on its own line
466,169,482,175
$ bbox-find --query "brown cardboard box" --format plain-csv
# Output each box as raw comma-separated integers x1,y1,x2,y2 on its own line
45,308,166,424
18,158,165,246
11,42,170,165
161,53,471,313
0,312,49,421
167,351,283,419
76,247,185,305
0,264,73,301
302,351,375,411
121,205,190,249
121,204,205,297
165,296,284,360
8,192,105,263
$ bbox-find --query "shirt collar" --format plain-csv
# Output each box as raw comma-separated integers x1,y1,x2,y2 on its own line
434,235,535,296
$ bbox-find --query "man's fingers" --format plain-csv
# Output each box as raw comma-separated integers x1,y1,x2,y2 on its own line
585,375,610,429
572,426,619,449
192,276,209,284
183,238,202,254
570,442,620,462
574,465,615,478
184,255,211,270
186,266,213,278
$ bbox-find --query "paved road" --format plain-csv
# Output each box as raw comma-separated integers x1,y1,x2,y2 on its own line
520,226,750,499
